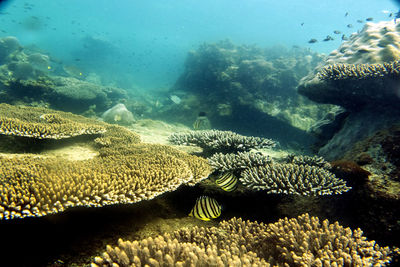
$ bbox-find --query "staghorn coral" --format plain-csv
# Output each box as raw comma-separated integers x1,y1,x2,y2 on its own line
92,214,392,266
287,155,331,169
0,103,106,139
240,163,350,195
168,130,275,154
317,60,400,81
208,151,272,172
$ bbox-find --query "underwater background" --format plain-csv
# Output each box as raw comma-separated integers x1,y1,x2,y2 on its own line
1,0,400,266
0,0,398,89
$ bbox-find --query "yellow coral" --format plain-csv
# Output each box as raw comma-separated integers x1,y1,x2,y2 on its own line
93,214,392,266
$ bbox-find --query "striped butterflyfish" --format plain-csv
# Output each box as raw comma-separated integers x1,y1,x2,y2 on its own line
216,172,238,192
189,196,222,221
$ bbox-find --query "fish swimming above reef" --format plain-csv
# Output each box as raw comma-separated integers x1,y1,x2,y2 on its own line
308,38,317,43
323,35,334,41
366,17,374,21
193,111,211,130
357,19,364,23
395,10,400,23
333,30,342,34
341,34,348,41
347,24,353,28
63,65,84,78
169,95,181,104
189,196,222,221
216,172,238,192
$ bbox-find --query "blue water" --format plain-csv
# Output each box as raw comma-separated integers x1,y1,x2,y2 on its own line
0,0,398,89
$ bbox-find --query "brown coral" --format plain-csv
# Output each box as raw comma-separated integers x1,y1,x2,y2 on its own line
93,213,392,266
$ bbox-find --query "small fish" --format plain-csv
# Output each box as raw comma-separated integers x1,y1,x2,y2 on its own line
395,10,400,23
300,22,304,26
366,17,374,21
345,12,349,17
63,65,84,78
389,13,393,18
170,95,181,104
333,30,341,34
189,196,222,221
357,19,364,23
323,35,334,41
308,38,317,43
193,112,211,130
341,34,348,41
216,172,238,192
347,24,353,28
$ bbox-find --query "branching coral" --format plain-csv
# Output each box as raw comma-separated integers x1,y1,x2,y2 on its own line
240,163,350,195
287,155,332,169
208,151,272,172
92,214,392,266
168,130,276,154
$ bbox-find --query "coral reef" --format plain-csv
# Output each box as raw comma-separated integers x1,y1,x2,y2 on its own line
298,21,400,160
208,151,272,172
0,105,211,219
0,36,128,114
240,163,350,196
168,130,276,154
0,103,106,139
342,124,400,200
298,60,400,109
154,40,331,146
327,21,400,64
93,214,392,266
287,155,331,169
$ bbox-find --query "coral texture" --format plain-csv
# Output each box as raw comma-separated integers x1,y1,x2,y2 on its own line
93,214,392,266
0,103,106,139
168,130,275,154
240,163,350,195
208,151,272,172
0,105,211,219
288,155,332,169
327,21,400,64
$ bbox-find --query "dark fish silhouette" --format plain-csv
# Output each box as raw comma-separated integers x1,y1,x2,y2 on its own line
345,12,349,17
341,34,348,41
301,22,304,26
366,17,374,21
333,30,341,34
357,19,364,23
347,24,353,28
395,10,400,23
323,35,334,41
308,38,317,43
